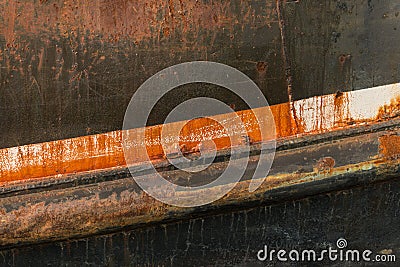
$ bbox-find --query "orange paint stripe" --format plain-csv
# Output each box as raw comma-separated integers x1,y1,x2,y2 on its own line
0,105,288,183
0,86,399,184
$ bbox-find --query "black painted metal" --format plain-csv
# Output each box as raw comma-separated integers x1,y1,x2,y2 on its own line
0,0,399,148
0,1,399,266
1,177,399,266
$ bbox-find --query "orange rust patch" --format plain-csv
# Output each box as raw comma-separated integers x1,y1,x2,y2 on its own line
314,157,336,173
177,118,231,152
379,135,400,159
377,96,400,120
271,103,298,138
334,91,350,126
0,107,267,183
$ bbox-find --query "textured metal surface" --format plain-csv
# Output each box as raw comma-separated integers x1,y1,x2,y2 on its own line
0,1,399,265
0,0,399,148
283,0,400,100
0,121,399,248
1,178,399,266
0,0,286,148
0,84,398,184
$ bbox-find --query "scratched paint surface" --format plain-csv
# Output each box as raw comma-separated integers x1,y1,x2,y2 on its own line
283,0,400,100
0,0,399,149
0,0,287,148
0,124,399,247
0,84,399,183
1,178,399,266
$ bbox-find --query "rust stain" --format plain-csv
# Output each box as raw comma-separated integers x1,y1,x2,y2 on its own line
0,183,169,245
3,0,16,44
0,107,265,183
338,54,351,70
377,96,400,120
256,61,268,74
0,0,271,45
272,102,299,137
313,157,336,173
379,134,400,159
333,90,350,126
292,88,400,134
178,118,231,152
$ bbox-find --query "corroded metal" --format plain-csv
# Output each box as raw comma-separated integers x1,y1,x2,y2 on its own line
0,84,399,184
380,134,400,159
0,121,399,247
0,1,399,263
0,0,286,148
0,0,399,148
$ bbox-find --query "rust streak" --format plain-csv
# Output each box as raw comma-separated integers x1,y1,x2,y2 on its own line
377,96,400,120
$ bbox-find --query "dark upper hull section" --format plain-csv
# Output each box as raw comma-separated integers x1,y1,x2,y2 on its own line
0,0,399,148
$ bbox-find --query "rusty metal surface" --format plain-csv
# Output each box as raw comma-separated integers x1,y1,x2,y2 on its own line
0,1,399,264
4,177,400,266
0,0,399,148
0,0,286,148
0,122,399,248
380,134,400,159
0,85,399,184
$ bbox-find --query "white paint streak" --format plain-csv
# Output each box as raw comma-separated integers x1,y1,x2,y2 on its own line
294,83,400,132
347,83,400,120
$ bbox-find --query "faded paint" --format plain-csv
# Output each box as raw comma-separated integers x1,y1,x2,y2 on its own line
0,0,286,150
0,83,399,184
0,0,275,44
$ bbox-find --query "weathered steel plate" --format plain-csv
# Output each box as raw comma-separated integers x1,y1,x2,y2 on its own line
0,84,398,184
0,0,399,148
0,116,399,247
